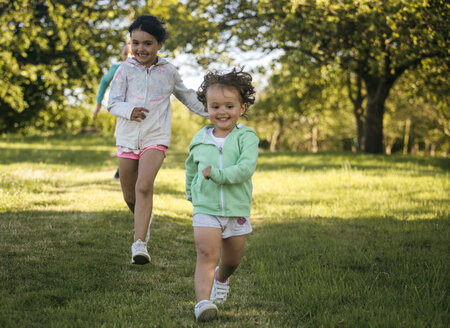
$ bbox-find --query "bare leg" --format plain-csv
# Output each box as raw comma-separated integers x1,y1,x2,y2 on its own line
217,235,246,282
118,157,138,213
194,227,222,302
133,149,164,242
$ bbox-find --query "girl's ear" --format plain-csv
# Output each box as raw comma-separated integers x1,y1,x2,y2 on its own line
240,103,247,116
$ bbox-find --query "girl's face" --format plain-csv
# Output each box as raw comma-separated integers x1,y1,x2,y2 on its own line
206,84,247,137
130,29,163,67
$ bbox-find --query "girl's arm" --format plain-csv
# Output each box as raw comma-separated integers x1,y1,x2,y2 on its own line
185,152,197,202
173,70,209,118
96,64,119,104
208,132,259,185
107,65,135,120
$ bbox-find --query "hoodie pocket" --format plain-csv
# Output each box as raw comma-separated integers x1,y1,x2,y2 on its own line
192,176,220,207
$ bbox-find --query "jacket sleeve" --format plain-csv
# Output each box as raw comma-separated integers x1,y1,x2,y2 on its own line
209,132,259,185
107,64,134,120
96,65,118,104
185,150,197,202
172,70,209,118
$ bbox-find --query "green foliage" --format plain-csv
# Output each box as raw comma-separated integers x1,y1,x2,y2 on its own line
92,110,117,136
0,135,449,327
1,0,447,155
250,54,355,151
0,0,132,133
384,58,450,155
180,0,450,153
170,99,207,150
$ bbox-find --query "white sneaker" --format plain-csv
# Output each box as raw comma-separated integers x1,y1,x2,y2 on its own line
145,212,154,243
195,300,218,322
210,266,230,303
131,239,150,264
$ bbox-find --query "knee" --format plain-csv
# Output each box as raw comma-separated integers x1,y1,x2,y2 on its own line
135,180,154,197
196,245,219,262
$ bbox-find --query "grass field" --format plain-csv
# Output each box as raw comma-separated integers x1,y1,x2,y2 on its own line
0,134,449,327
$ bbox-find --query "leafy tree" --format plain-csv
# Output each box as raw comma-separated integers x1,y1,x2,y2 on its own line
384,57,449,155
252,53,353,151
182,0,449,153
0,0,131,134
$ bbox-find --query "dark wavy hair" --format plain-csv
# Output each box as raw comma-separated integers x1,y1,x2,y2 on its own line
197,68,256,116
128,15,167,43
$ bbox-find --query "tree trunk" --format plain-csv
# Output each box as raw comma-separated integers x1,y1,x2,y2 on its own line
385,144,392,155
269,130,279,152
269,117,285,152
354,106,364,152
364,99,385,153
430,143,436,157
347,73,365,152
403,119,411,155
363,77,395,154
307,115,319,153
311,124,318,153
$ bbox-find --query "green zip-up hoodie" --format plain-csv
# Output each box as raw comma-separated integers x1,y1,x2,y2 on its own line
185,123,259,217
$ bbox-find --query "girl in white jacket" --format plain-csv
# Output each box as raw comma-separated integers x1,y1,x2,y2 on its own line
107,15,208,264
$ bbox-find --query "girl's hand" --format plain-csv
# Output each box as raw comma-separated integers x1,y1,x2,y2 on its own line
202,166,211,179
131,107,149,122
93,103,102,120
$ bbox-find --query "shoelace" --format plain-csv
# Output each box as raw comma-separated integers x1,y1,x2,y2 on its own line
214,281,230,301
133,241,147,252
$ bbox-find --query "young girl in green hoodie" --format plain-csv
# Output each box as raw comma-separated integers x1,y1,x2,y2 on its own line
185,68,259,321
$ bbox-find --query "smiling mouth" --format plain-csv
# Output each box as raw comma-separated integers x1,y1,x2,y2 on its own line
217,117,230,121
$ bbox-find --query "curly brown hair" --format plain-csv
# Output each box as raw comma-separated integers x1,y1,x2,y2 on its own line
197,68,256,116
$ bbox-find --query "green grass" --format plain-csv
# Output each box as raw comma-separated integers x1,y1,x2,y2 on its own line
0,134,449,327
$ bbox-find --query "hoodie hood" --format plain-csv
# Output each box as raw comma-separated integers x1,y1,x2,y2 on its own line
126,56,169,71
189,123,245,151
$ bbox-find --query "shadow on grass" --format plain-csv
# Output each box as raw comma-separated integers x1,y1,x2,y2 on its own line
244,215,449,327
1,209,448,327
0,146,188,172
43,175,185,198
0,133,116,147
2,134,448,176
0,209,197,327
0,147,116,167
256,151,450,174
0,134,117,167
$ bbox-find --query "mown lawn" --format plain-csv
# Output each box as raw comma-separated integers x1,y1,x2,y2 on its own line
0,134,449,327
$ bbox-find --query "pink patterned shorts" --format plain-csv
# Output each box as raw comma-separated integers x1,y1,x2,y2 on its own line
117,144,168,160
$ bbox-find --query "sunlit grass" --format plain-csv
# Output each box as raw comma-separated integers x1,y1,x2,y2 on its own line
0,135,448,327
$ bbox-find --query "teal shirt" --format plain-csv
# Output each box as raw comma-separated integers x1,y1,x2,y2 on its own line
185,124,259,217
96,63,120,104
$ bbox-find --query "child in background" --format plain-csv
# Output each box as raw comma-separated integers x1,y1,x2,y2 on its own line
93,42,132,121
185,68,259,321
93,42,132,179
108,15,208,264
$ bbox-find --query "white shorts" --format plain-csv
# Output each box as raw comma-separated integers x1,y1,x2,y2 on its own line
193,213,253,239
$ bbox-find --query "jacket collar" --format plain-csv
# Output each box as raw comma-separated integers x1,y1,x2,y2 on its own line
202,123,243,141
190,123,244,151
126,56,168,71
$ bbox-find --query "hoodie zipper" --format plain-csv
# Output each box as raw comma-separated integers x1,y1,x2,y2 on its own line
218,146,225,216
200,130,226,216
138,66,152,150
